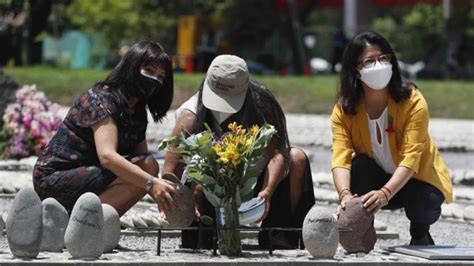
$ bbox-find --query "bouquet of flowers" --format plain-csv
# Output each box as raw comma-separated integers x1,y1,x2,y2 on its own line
1,85,62,159
159,122,276,255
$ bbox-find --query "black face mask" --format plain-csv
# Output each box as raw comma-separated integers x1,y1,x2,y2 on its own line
136,74,162,102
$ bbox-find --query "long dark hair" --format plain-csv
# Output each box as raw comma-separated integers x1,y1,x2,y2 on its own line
193,81,291,173
97,40,173,122
337,31,411,115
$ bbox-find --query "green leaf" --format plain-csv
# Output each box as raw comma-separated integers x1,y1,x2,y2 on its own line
187,170,204,183
200,173,217,185
239,177,257,199
203,188,221,207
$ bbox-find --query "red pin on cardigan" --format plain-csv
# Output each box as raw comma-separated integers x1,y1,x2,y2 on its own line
385,115,395,133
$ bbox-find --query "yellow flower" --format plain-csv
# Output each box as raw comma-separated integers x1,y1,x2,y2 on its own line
213,143,223,153
250,124,260,136
224,133,234,144
227,143,241,167
216,142,240,167
228,122,239,132
245,136,253,149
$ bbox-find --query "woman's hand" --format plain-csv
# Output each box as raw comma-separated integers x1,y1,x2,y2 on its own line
336,193,358,217
150,178,181,215
257,190,271,222
361,190,388,213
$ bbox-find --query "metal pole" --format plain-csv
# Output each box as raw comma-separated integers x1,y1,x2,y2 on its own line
344,0,357,39
443,0,451,79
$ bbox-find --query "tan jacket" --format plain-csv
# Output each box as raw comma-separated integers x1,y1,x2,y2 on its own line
331,89,453,203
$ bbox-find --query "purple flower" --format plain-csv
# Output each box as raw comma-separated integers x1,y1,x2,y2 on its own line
2,84,62,159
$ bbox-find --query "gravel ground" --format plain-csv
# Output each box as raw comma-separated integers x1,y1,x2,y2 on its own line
1,204,473,256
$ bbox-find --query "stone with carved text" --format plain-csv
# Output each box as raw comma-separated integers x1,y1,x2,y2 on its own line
302,204,339,258
64,192,104,259
6,187,43,258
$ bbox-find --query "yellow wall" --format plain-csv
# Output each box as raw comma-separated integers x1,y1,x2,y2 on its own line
177,16,197,56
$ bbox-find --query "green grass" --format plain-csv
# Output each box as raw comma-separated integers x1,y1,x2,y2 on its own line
4,66,474,119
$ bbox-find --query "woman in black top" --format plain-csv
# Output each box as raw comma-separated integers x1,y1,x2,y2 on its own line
33,40,179,216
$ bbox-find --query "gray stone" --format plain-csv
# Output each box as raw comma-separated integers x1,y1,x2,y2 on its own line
2,212,7,224
441,203,454,218
119,216,134,229
132,215,148,228
337,198,376,253
451,169,465,185
65,192,104,259
161,177,195,228
462,170,474,186
2,183,16,194
102,204,120,253
0,214,4,231
141,194,154,203
41,198,69,252
374,219,387,231
463,205,474,221
312,172,333,186
451,203,465,219
14,183,23,192
18,156,38,169
302,204,339,258
142,211,164,227
454,187,474,201
6,187,43,258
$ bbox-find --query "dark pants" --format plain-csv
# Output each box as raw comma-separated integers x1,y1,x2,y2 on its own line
350,155,445,239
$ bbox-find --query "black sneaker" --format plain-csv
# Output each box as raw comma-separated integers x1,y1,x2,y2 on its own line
410,231,435,245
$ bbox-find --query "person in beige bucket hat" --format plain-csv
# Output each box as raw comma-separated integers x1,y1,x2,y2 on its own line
163,54,315,250
202,54,249,113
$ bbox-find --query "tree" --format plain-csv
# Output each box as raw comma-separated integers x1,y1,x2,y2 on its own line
66,0,175,50
373,3,474,78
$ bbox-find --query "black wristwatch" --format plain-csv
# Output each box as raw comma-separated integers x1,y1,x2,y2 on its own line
145,176,154,192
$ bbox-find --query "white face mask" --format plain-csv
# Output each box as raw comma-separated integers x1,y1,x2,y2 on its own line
359,62,393,90
211,110,233,124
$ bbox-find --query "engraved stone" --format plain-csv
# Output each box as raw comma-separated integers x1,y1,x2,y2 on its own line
6,187,43,258
302,204,339,258
64,192,104,259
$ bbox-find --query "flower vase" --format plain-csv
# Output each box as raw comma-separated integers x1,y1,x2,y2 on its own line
215,201,241,256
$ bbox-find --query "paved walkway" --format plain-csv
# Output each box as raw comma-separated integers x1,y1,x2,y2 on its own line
146,111,474,152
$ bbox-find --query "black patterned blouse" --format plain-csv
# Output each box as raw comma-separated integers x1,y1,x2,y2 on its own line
33,85,147,182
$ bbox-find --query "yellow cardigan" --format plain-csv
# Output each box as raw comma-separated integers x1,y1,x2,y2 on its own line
331,89,453,203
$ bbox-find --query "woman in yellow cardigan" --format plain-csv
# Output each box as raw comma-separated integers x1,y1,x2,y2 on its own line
331,31,452,245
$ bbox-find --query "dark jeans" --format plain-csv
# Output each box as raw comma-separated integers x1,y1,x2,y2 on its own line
350,155,445,238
